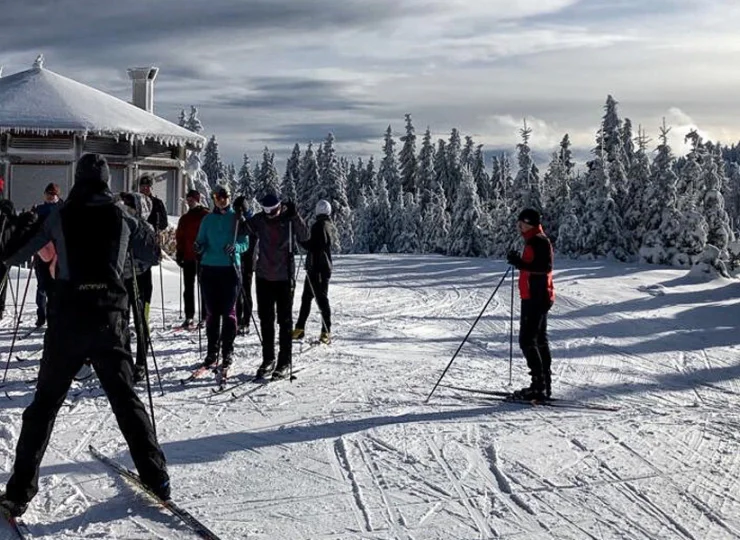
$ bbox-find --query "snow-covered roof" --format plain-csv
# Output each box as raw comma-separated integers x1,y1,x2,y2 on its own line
0,64,205,150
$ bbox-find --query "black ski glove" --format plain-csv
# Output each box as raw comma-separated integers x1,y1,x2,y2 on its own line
175,251,185,267
506,250,522,268
224,243,236,256
282,201,297,219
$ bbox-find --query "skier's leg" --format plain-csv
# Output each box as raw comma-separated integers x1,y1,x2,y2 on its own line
182,260,196,321
315,273,331,334
295,276,313,330
140,268,153,327
220,270,239,363
537,303,553,396
92,349,169,495
256,278,276,366
5,351,82,505
276,280,293,368
518,300,545,392
244,271,254,329
200,267,220,364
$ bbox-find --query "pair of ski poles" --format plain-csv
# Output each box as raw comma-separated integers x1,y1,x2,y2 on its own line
426,264,516,403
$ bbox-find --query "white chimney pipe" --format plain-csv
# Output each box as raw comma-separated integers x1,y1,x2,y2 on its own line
127,66,159,113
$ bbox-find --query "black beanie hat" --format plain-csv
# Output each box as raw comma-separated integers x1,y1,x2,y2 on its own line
517,208,541,226
74,153,110,193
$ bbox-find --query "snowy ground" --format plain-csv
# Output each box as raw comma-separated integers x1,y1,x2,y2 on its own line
1,254,740,539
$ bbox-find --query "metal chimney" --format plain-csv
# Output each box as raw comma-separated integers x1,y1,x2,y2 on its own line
127,66,159,113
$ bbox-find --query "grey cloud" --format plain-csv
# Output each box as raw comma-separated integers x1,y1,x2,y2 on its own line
0,0,404,55
265,122,385,146
211,77,379,112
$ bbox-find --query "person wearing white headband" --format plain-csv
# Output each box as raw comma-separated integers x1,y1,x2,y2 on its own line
292,199,335,344
241,193,309,380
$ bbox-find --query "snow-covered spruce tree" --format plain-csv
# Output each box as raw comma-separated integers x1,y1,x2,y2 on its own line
555,184,582,257
580,155,631,260
399,114,418,195
422,184,450,254
316,144,354,251
461,136,476,170
448,166,492,257
368,178,392,253
202,135,225,189
559,134,576,177
488,187,512,257
225,163,237,196
623,126,651,252
472,144,490,206
378,125,402,203
346,159,361,209
434,139,451,211
417,128,435,216
511,120,542,215
543,148,571,246
725,162,740,232
361,156,377,194
639,122,681,264
237,154,256,201
184,149,211,209
282,143,301,203
351,186,372,253
595,95,629,212
298,143,320,219
701,145,735,255
177,109,187,127
394,193,422,253
621,118,636,171
185,106,204,134
446,129,463,210
256,147,281,200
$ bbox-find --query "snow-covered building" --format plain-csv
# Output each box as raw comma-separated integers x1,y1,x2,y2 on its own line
0,56,205,213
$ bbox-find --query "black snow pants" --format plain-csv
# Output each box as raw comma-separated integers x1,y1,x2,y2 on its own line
255,277,293,368
5,291,167,505
295,271,331,333
200,265,239,361
519,299,553,395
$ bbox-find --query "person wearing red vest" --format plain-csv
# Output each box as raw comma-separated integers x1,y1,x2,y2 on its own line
175,190,209,327
507,208,555,400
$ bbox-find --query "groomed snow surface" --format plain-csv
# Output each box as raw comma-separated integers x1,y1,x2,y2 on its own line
1,254,739,539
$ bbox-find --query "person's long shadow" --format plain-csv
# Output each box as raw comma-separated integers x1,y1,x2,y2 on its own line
159,403,504,466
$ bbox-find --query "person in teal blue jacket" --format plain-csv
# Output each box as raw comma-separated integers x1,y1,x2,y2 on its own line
194,184,248,372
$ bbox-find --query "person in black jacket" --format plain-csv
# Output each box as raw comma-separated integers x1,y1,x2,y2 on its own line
0,154,170,518
243,193,308,380
233,195,257,334
292,199,335,344
506,208,555,400
138,175,168,233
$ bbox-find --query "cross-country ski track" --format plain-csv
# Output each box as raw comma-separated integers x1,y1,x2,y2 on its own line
1,254,739,539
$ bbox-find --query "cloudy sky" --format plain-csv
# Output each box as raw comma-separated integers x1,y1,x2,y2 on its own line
2,0,739,167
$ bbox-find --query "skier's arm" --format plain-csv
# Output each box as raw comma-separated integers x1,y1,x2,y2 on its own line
516,238,552,274
291,213,309,243
126,214,159,269
3,211,55,266
194,215,209,254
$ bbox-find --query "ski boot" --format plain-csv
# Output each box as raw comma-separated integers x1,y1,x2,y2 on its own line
182,318,193,329
0,494,27,518
133,364,146,384
291,328,305,340
271,363,290,380
319,331,331,345
256,359,275,379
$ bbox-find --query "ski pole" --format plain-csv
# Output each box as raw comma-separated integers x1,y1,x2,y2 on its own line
509,264,515,386
159,256,166,331
196,261,203,358
14,264,20,319
2,261,34,385
130,254,161,440
288,220,296,382
425,265,512,403
179,265,183,319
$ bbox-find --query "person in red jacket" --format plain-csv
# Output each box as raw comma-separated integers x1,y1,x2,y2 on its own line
175,190,209,328
506,208,555,400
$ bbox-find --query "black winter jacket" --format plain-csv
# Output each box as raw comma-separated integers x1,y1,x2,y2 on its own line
300,215,334,275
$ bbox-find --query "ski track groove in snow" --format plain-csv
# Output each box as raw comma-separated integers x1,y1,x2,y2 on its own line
333,436,374,533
